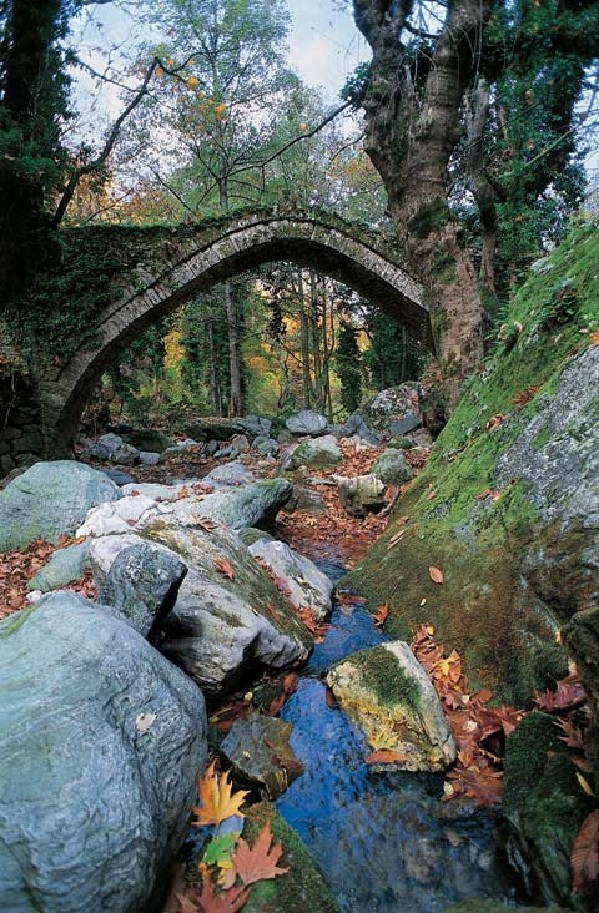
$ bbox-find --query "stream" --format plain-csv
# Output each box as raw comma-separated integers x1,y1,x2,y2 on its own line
274,562,524,913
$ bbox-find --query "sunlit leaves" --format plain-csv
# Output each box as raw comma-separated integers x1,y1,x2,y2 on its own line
193,760,248,827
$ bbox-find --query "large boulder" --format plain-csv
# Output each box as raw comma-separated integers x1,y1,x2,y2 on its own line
98,542,188,638
221,715,303,799
138,479,292,532
286,410,328,436
285,435,343,470
0,592,207,913
89,532,150,589
361,384,422,433
143,522,312,694
26,540,91,594
240,415,272,438
0,461,122,552
77,493,156,537
326,642,456,771
337,474,386,518
248,538,333,620
370,449,414,485
503,712,595,908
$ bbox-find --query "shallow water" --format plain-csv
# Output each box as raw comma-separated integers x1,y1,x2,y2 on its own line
276,569,524,912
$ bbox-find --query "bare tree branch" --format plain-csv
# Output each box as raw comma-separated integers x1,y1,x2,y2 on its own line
53,58,159,225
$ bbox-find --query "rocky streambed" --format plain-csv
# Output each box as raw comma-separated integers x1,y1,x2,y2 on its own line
0,388,593,913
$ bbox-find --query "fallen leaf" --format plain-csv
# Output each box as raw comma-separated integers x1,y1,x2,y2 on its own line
366,749,409,764
203,833,240,885
429,566,444,584
572,810,599,892
576,772,595,797
426,488,437,501
214,559,234,580
193,761,248,827
178,880,249,913
387,529,405,549
230,821,288,886
475,489,501,501
372,601,389,627
198,518,219,531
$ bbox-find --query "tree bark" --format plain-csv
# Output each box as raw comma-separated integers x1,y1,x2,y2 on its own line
466,79,497,296
354,0,490,405
224,281,242,417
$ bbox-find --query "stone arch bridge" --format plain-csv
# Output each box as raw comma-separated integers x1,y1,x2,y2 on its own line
1,207,433,469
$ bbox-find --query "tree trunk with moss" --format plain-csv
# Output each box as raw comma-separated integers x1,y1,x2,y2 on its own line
354,0,488,405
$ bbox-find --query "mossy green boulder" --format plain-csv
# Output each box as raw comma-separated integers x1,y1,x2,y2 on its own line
243,802,340,913
503,712,597,908
346,222,599,713
326,642,456,770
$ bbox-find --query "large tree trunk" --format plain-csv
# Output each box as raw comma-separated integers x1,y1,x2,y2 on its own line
223,281,242,417
354,0,489,405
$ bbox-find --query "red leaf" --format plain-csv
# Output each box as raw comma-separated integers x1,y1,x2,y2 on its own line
214,559,234,580
372,601,389,627
230,821,288,886
572,810,599,893
429,566,444,584
366,749,409,765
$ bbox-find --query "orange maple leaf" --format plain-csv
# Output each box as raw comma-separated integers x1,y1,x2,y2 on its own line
193,761,248,827
372,601,389,627
177,880,249,913
590,328,599,346
230,821,288,886
214,558,234,580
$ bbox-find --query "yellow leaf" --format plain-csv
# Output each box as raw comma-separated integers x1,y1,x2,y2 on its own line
576,772,595,797
187,76,199,90
193,760,249,827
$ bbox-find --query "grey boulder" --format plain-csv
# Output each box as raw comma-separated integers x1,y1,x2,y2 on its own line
284,435,343,470
143,522,312,694
0,592,207,913
138,479,292,532
249,538,333,620
370,449,414,485
286,410,328,436
26,539,91,593
337,474,386,518
0,460,122,551
99,542,188,638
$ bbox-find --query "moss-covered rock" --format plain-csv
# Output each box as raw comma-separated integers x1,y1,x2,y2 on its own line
346,221,599,713
503,712,597,908
326,642,456,771
242,802,340,913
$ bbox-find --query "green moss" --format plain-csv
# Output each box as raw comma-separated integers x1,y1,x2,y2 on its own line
0,605,36,637
407,199,450,239
351,646,421,710
532,425,551,450
243,802,339,913
503,712,597,906
503,712,564,810
346,222,599,705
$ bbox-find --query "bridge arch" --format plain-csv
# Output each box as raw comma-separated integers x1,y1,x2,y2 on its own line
37,209,431,457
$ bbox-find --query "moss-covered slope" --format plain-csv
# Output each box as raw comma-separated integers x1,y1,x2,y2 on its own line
347,220,599,705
